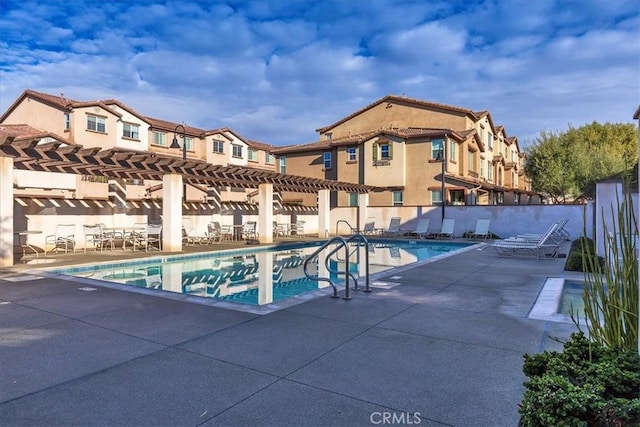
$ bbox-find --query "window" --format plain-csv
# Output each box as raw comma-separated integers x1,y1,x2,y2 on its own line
279,156,286,174
348,192,359,207
431,189,443,205
323,152,331,169
265,153,274,164
64,113,70,130
248,149,258,162
123,123,139,140
480,160,485,177
232,144,242,158
380,144,390,160
184,137,194,151
488,133,493,150
468,151,476,172
347,147,357,162
212,139,224,153
431,139,444,160
325,132,332,140
448,140,456,161
87,115,106,133
152,131,166,146
392,191,403,206
488,163,493,180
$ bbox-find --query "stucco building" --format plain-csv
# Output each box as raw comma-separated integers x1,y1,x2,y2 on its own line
273,95,538,207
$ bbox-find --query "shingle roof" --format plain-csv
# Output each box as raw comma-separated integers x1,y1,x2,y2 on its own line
144,116,206,137
315,94,480,134
0,123,75,145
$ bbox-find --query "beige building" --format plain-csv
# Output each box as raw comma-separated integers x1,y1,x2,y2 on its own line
0,89,276,203
273,94,537,207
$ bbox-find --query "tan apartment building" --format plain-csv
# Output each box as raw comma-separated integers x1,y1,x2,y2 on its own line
273,95,537,207
0,89,276,203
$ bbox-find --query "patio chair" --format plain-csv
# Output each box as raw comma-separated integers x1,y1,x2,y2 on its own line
289,220,305,237
361,217,379,235
241,221,258,241
83,224,114,253
131,224,162,252
182,218,209,245
468,219,491,240
207,222,228,243
382,217,402,237
273,221,288,238
45,224,77,254
491,222,561,260
428,218,455,239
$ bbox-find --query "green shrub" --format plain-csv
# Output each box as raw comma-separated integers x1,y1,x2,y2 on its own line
564,237,604,272
520,332,640,426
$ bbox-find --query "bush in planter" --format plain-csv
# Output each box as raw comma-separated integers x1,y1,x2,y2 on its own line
564,237,604,272
519,332,640,426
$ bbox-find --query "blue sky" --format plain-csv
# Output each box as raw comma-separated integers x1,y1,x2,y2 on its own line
0,0,638,147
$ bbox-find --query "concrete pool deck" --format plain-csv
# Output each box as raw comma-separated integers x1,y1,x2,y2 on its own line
0,239,581,426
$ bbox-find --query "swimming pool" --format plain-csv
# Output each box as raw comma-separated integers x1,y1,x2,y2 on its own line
529,277,590,322
52,239,472,310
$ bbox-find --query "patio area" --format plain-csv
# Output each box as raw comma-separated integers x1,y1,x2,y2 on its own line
0,239,580,426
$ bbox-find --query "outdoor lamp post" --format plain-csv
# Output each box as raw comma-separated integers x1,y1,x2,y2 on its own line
170,124,187,201
436,137,447,221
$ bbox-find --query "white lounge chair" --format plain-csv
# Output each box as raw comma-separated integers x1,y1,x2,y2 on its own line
517,219,569,244
468,219,491,240
406,218,430,238
241,221,258,241
429,219,455,239
382,217,402,237
492,223,561,260
83,224,114,253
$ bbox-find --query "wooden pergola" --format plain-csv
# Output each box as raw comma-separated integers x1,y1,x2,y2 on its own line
0,133,379,266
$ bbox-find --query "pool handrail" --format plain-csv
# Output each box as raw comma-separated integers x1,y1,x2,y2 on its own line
335,220,357,236
303,236,351,299
345,234,371,292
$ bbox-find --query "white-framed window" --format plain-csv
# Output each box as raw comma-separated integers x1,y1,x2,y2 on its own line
392,191,403,206
431,189,443,205
323,152,331,169
488,133,493,150
87,115,106,133
279,156,286,174
348,192,359,207
448,140,456,160
64,113,70,130
265,153,274,164
468,151,476,172
152,131,166,146
431,139,443,160
184,137,194,151
212,139,224,153
380,143,390,160
248,148,258,162
232,144,243,158
325,132,332,140
347,147,357,162
123,123,139,140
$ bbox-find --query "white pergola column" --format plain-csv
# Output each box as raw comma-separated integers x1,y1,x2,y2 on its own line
358,193,370,232
0,156,14,266
162,173,183,252
258,183,273,244
318,189,330,238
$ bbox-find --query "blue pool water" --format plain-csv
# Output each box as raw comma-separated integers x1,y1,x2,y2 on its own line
559,280,585,315
52,240,472,307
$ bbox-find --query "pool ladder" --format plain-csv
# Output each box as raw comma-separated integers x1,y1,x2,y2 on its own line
302,233,371,300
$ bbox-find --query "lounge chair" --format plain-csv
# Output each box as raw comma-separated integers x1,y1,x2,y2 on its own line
428,218,455,239
405,218,430,238
382,217,402,237
491,222,561,260
209,222,232,241
45,224,77,254
517,219,569,244
361,217,380,235
468,219,491,240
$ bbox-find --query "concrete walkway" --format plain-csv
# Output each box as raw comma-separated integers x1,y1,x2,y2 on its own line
0,241,580,426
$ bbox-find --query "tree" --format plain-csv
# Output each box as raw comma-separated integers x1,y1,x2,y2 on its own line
525,122,637,202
